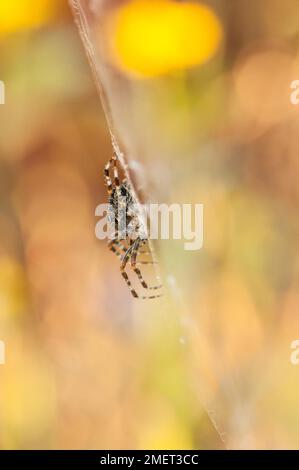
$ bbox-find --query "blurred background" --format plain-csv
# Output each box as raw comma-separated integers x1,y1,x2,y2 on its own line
1,0,299,449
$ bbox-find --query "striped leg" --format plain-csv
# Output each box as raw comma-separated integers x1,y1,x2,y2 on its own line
120,243,161,299
108,239,128,258
104,152,120,194
120,244,139,298
131,239,163,294
121,265,162,300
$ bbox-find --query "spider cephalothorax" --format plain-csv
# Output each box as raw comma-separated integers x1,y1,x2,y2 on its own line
104,152,162,299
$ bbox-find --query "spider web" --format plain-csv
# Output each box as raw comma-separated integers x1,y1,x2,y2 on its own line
69,0,226,448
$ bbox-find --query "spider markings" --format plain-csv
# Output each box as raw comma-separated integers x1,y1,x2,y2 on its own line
104,152,163,299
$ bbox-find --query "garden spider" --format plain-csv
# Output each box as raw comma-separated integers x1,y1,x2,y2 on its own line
104,152,163,299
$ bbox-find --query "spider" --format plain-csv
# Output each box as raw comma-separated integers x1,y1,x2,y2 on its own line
104,152,163,299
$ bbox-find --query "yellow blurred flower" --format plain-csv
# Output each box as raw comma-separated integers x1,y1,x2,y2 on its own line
0,0,59,35
107,0,222,78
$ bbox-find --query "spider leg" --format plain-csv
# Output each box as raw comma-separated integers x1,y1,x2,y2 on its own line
104,152,120,194
108,238,125,258
108,239,126,255
131,238,163,292
120,244,139,298
120,242,162,299
130,239,147,289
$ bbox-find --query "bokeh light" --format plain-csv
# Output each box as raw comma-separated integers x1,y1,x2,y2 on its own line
0,0,61,35
105,0,222,77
